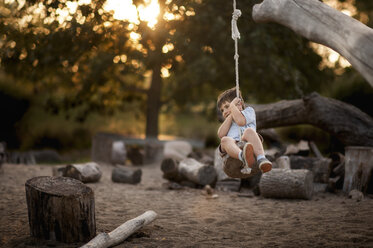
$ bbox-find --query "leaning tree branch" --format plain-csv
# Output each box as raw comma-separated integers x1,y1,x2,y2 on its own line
252,0,373,87
253,92,373,147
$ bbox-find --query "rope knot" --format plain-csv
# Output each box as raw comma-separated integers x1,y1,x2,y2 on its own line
231,9,241,40
232,9,241,21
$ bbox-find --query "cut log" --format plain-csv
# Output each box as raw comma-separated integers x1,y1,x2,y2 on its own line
81,210,157,248
276,156,290,169
160,158,185,182
252,0,373,86
253,92,373,147
178,158,217,186
111,167,142,184
259,168,314,200
164,141,192,161
290,156,331,183
343,146,373,194
25,176,96,243
64,162,102,183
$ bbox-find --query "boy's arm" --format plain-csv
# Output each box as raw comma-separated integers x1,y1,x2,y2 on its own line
217,114,233,139
229,98,246,126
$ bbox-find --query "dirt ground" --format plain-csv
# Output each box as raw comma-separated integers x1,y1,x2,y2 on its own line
1,162,373,248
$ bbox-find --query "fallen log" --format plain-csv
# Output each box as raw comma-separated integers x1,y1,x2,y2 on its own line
81,210,157,248
276,156,290,169
64,162,102,183
343,146,373,194
160,158,185,182
253,92,373,147
111,167,142,184
259,168,313,200
178,158,216,186
252,0,373,86
25,176,96,243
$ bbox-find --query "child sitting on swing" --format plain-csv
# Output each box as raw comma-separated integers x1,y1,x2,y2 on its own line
217,87,272,174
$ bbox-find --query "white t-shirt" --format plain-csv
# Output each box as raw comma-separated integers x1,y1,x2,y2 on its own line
227,106,256,141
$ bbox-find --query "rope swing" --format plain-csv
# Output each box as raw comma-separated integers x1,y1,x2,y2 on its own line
231,0,241,98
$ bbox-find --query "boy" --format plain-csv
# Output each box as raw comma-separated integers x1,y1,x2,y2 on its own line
217,87,272,174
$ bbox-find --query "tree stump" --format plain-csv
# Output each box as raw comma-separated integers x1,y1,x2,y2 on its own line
343,146,373,194
259,169,313,200
25,176,96,243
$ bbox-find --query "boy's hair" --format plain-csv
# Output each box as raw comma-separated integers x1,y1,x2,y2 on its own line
217,87,243,109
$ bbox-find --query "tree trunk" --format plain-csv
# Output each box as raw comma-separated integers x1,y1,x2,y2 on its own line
178,158,217,186
252,0,373,87
259,168,313,199
25,176,96,243
81,210,157,248
254,92,373,147
343,146,373,194
145,64,162,138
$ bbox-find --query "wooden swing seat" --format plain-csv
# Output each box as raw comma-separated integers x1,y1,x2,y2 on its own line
222,141,260,179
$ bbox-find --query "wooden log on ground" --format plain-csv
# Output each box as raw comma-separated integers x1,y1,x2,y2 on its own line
127,146,144,165
253,92,373,147
112,167,142,184
160,158,185,182
64,162,102,183
111,141,127,165
343,146,373,194
259,168,314,200
25,176,96,243
81,210,157,248
285,140,309,156
290,156,331,183
178,158,217,186
252,0,373,86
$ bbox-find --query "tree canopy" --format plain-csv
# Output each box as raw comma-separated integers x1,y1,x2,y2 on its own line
0,0,370,140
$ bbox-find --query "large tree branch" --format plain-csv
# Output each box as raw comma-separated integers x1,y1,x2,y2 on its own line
253,92,373,147
252,0,373,87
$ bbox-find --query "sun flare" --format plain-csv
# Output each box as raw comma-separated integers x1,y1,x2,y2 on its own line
104,0,160,28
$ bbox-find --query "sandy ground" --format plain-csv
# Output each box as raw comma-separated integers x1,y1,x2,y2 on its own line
1,162,373,248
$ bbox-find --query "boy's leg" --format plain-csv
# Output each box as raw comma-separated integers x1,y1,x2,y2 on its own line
241,128,272,173
220,136,241,160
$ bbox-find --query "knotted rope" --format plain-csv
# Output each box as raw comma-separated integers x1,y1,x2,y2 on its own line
231,0,241,98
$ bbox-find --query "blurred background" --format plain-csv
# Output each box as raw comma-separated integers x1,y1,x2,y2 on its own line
0,0,372,158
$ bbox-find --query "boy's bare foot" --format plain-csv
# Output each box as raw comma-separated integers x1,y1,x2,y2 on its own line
258,158,272,173
241,143,255,174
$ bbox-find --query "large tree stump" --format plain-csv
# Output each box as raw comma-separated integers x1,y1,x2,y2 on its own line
259,169,314,200
178,158,216,186
343,146,373,194
25,176,96,243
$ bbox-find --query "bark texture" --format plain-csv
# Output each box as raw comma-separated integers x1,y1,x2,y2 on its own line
254,92,373,147
252,0,373,86
343,146,373,194
259,168,314,199
25,176,96,243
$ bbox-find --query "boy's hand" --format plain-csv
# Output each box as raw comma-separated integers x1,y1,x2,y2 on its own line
229,97,241,110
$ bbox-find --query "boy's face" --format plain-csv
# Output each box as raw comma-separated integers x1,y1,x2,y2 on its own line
220,100,243,119
220,101,231,119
